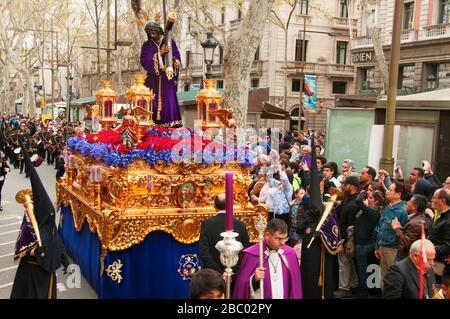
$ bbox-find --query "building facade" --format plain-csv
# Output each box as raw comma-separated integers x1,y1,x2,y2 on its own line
351,0,450,96
177,0,358,131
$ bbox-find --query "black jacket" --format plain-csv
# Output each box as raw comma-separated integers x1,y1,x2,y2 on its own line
429,208,450,263
354,199,380,245
336,193,359,240
199,213,250,274
382,257,436,299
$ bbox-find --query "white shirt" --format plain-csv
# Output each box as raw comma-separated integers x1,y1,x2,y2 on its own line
267,249,284,299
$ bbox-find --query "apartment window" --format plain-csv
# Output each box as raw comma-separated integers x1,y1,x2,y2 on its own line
339,0,349,18
403,2,414,30
221,7,225,24
439,0,450,24
254,46,260,60
185,51,191,67
188,17,191,32
336,41,347,65
360,68,375,89
292,79,301,92
398,65,415,90
295,39,308,62
332,81,347,94
299,0,309,16
183,82,190,92
219,47,224,65
251,78,260,88
216,80,224,89
238,6,242,19
438,63,450,89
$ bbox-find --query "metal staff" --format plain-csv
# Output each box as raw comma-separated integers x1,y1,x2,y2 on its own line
307,193,339,249
254,214,267,299
215,231,243,299
16,189,42,247
419,220,426,299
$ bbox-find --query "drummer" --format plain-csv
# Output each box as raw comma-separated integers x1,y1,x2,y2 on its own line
53,129,64,169
36,126,48,161
46,128,55,166
20,136,35,178
9,129,20,169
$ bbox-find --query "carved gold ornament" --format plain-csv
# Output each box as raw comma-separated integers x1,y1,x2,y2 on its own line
56,154,268,265
106,259,123,284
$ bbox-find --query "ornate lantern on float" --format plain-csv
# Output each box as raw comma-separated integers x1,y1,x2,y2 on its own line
125,75,154,143
95,80,119,130
195,79,224,132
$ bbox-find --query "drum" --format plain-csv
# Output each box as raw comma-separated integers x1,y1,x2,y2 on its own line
30,154,44,167
46,144,56,153
14,147,21,154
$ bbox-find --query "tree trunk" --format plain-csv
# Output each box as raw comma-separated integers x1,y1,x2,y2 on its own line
361,0,388,92
370,27,389,93
283,28,288,110
224,0,274,137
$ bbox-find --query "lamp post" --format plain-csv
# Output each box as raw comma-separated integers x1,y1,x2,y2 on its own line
427,74,436,91
201,33,218,79
380,0,403,175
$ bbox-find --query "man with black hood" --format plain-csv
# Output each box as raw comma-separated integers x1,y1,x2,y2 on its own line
300,135,342,299
10,140,69,299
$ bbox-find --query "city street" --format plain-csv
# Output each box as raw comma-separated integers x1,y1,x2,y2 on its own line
0,159,97,299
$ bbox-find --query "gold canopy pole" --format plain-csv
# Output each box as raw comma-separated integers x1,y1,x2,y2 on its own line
16,189,43,247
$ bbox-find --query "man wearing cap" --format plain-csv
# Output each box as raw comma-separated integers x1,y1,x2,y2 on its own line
334,176,360,298
140,19,182,128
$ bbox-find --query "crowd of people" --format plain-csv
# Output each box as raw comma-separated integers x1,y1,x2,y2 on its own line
0,114,83,210
1,114,449,299
197,129,450,300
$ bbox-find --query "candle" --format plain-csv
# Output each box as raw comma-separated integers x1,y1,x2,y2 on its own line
68,155,74,169
89,166,94,182
147,174,153,191
94,166,101,183
225,172,234,231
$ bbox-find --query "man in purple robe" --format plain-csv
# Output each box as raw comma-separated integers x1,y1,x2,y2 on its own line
140,21,182,128
233,219,302,299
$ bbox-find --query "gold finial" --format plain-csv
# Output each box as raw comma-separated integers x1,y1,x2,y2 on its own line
155,12,161,24
16,189,33,205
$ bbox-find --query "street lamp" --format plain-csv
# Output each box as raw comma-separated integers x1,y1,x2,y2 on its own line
201,32,218,79
427,74,437,91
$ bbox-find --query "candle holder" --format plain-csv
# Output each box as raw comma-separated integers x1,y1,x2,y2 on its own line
215,230,243,299
96,80,119,130
89,166,102,208
254,214,267,299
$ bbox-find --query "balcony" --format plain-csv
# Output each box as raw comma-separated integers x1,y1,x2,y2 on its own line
251,60,264,76
285,61,316,75
229,18,242,31
326,64,355,78
399,29,417,43
179,65,203,80
332,17,357,30
351,35,374,49
419,23,450,40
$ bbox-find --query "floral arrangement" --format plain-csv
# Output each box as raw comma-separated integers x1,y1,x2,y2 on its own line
67,128,254,168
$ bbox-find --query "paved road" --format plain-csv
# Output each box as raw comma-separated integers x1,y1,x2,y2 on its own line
0,157,97,299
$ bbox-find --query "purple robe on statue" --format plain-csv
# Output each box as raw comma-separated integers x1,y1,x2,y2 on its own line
140,38,182,128
233,242,303,299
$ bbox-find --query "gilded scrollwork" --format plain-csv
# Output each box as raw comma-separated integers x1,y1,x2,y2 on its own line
56,152,264,257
